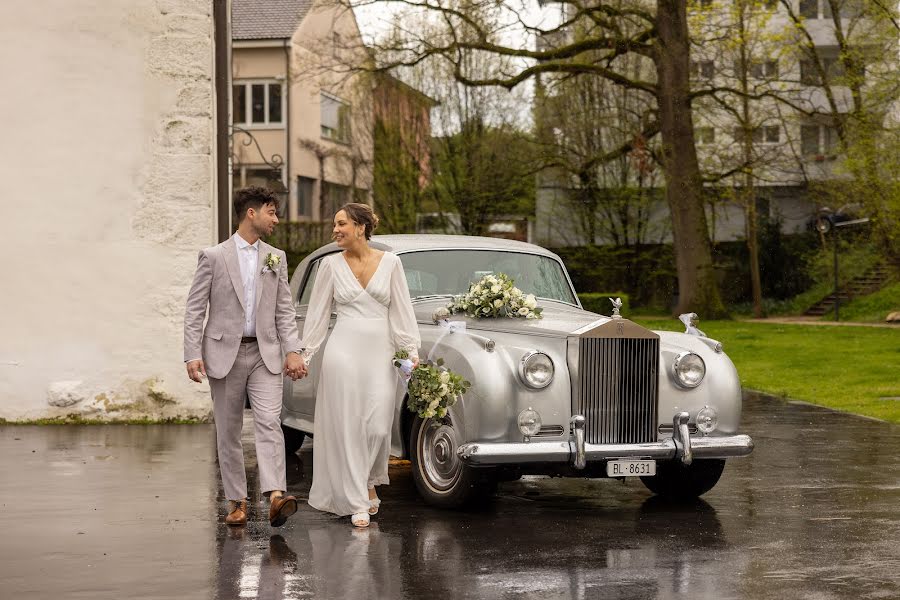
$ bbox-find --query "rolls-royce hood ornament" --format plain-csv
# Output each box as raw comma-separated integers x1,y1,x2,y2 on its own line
610,297,623,318
679,312,706,337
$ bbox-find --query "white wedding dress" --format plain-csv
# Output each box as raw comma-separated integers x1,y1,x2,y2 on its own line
301,250,420,517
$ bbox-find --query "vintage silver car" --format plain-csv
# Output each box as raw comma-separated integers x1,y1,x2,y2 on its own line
281,235,754,507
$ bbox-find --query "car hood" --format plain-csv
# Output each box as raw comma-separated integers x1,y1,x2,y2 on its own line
412,298,611,337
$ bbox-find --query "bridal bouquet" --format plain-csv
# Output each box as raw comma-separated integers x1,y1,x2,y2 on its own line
393,350,471,419
448,273,543,320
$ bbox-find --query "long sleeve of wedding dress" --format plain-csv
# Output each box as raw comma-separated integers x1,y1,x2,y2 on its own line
387,257,421,361
299,257,334,364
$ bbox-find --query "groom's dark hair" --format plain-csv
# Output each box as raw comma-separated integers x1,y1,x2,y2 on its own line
234,186,279,222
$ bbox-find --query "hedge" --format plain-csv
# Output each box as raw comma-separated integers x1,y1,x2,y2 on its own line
579,292,630,316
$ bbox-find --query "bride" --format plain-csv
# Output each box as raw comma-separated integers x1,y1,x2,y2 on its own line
300,203,420,527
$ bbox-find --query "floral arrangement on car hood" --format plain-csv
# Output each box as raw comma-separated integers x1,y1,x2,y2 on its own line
448,273,543,319
393,350,471,419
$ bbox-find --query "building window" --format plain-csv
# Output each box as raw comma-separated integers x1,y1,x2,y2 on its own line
800,60,819,85
800,57,845,85
800,0,818,18
696,127,716,145
800,0,861,20
690,60,715,80
801,124,840,155
801,125,820,154
320,92,351,143
297,176,315,218
322,182,350,216
233,166,283,189
733,126,780,144
233,81,283,126
750,60,778,79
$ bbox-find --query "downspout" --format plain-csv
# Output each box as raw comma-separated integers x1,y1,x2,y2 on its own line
283,38,293,221
214,0,232,242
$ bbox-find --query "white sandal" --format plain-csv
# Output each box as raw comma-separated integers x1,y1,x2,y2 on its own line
351,512,370,528
368,497,381,515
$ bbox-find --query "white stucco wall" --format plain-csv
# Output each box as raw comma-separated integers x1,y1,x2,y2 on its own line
0,0,217,420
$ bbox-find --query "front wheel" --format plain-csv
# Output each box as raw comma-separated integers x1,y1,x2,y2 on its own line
640,459,726,500
409,415,496,508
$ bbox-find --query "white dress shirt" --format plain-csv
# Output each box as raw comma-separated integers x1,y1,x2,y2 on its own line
233,232,259,337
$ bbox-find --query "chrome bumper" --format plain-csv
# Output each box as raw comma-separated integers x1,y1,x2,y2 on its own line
456,412,754,467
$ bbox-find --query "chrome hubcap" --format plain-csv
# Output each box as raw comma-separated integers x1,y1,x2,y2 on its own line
419,420,461,492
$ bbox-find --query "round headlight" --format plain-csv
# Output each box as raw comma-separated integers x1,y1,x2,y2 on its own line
519,351,554,389
517,407,542,437
696,405,719,434
672,352,705,388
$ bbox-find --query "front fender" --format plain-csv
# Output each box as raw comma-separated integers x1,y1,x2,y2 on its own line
657,331,743,434
415,324,571,445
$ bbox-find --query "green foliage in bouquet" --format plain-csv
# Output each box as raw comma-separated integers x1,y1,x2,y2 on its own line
393,350,471,419
447,273,543,319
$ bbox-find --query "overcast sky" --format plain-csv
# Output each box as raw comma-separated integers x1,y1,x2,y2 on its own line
351,1,560,47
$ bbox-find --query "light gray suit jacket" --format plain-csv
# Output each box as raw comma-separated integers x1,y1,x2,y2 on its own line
183,237,301,380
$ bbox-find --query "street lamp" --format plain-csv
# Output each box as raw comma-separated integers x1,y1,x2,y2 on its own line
815,205,870,321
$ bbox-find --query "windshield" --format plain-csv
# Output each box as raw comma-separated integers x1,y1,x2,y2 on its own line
398,250,577,304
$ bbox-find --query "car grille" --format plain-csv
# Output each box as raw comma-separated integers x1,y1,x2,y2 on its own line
576,337,659,444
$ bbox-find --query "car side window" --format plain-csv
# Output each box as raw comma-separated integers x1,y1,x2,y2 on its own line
298,259,321,306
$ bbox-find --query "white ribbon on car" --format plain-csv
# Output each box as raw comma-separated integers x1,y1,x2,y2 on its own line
394,318,468,388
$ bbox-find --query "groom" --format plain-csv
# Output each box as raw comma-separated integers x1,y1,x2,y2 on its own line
184,186,307,527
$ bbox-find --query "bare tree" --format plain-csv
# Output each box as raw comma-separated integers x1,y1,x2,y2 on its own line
329,0,728,316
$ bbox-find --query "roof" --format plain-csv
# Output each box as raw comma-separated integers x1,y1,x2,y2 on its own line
374,234,556,256
232,0,313,40
304,234,561,263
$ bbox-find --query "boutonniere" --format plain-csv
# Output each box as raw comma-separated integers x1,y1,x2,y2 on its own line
261,252,281,274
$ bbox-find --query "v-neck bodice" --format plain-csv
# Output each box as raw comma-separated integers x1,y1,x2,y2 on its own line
338,250,386,293
329,252,393,318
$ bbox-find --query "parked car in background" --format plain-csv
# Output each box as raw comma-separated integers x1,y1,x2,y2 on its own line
282,235,754,507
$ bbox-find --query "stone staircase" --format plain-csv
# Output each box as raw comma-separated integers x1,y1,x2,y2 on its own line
804,263,894,317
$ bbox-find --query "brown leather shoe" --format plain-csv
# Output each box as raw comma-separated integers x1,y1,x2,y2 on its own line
269,495,298,527
225,500,247,526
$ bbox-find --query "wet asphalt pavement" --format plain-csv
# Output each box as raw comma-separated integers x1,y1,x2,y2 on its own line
1,392,898,600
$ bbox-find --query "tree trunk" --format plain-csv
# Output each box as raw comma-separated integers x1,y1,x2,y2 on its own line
655,0,727,318
737,3,763,319
746,187,763,317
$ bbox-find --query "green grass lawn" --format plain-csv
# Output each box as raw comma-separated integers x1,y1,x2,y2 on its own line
835,281,900,323
635,318,900,423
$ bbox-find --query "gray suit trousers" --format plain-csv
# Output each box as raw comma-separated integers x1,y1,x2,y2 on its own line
208,340,286,500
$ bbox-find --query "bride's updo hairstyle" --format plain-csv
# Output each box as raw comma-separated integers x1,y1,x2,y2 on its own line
338,202,380,240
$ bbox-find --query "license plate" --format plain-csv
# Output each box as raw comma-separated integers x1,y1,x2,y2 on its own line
606,460,656,477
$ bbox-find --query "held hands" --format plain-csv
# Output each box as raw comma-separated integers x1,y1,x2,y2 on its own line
186,359,206,382
284,352,308,381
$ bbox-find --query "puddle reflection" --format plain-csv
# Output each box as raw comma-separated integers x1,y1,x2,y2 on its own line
214,494,740,600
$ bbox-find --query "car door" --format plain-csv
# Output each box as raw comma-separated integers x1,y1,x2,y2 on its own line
284,256,337,431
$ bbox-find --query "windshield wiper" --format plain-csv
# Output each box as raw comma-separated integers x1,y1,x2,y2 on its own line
411,294,457,301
